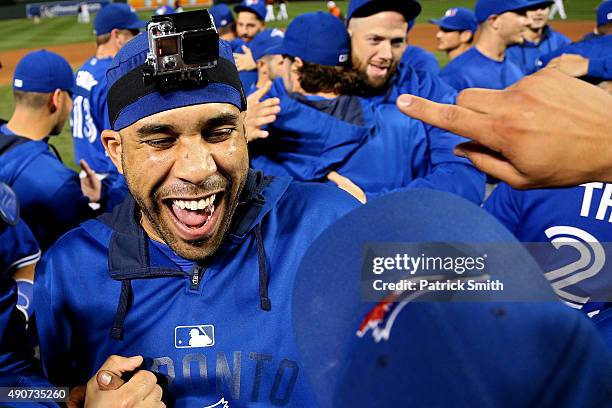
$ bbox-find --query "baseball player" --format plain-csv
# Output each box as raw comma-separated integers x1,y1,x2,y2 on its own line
249,12,484,204
400,20,440,75
0,182,56,399
549,0,567,20
232,0,267,90
0,50,117,250
72,3,144,202
506,0,570,74
485,180,612,347
34,16,358,406
276,0,288,21
440,0,528,92
429,7,478,62
210,4,237,42
244,28,284,92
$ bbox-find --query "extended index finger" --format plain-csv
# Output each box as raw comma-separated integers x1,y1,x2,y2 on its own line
396,94,504,152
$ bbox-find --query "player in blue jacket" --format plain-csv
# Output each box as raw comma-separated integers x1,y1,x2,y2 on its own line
506,0,570,74
0,50,119,250
485,182,612,347
34,20,358,406
0,182,58,406
250,12,484,203
232,1,267,90
72,4,144,180
440,0,528,91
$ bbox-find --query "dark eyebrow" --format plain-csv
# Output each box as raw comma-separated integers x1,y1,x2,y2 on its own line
136,124,179,138
198,112,240,132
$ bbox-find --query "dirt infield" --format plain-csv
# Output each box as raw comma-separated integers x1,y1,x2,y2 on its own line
0,21,594,86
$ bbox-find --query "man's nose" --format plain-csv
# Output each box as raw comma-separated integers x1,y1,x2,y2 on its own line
172,137,217,185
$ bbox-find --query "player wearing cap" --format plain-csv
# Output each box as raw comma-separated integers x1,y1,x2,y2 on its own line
72,3,144,193
34,12,358,406
0,50,114,251
440,0,528,92
249,12,483,203
399,20,440,75
506,0,570,74
429,7,478,62
232,1,267,91
245,28,284,92
210,3,237,41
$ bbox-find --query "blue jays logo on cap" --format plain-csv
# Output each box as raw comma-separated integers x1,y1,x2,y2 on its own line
445,7,458,17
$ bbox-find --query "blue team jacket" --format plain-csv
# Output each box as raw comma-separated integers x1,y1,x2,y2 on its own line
485,182,612,347
251,79,484,203
506,26,570,74
441,47,525,91
34,170,358,407
537,34,612,80
399,45,440,76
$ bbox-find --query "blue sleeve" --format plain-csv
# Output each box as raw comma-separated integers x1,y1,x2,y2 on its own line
0,220,40,276
33,239,75,387
483,182,523,235
588,57,612,80
439,65,468,92
400,69,485,203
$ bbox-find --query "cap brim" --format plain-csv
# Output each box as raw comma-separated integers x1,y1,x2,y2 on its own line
123,19,147,30
349,0,422,22
428,18,472,31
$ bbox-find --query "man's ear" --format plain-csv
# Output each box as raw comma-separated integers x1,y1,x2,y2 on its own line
101,129,124,174
460,30,473,43
49,89,62,114
292,57,304,73
487,15,499,31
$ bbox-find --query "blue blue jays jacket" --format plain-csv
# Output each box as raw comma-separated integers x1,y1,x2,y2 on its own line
441,47,525,91
34,171,358,407
0,210,58,407
485,182,612,347
537,34,612,80
250,79,484,203
399,45,440,76
0,129,123,250
506,25,570,74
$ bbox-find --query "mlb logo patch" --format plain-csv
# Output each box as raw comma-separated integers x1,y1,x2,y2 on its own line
175,325,215,348
14,79,23,88
339,53,349,63
445,8,458,17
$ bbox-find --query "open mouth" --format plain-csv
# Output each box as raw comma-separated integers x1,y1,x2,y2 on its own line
369,64,390,77
163,192,224,241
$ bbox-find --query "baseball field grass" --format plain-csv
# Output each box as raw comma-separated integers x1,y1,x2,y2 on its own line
0,0,603,170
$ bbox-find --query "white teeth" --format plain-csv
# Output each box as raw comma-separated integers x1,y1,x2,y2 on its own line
173,194,218,212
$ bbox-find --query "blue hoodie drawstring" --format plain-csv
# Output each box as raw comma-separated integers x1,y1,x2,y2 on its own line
255,223,271,311
111,280,133,340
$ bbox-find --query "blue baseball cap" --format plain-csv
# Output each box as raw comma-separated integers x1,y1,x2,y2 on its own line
429,7,478,33
234,0,266,21
292,189,612,407
266,12,350,67
346,0,422,23
13,50,76,94
210,3,234,28
597,0,612,26
475,0,531,23
93,3,146,36
248,29,285,61
106,34,245,131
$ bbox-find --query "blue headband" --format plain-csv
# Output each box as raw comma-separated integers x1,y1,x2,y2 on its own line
106,33,246,131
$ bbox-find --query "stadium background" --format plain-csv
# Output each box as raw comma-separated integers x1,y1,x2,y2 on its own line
0,0,601,170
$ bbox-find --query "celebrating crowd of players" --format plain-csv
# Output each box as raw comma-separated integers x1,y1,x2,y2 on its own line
0,0,612,406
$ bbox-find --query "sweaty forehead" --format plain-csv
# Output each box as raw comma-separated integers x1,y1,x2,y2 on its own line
125,103,241,132
349,11,407,31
